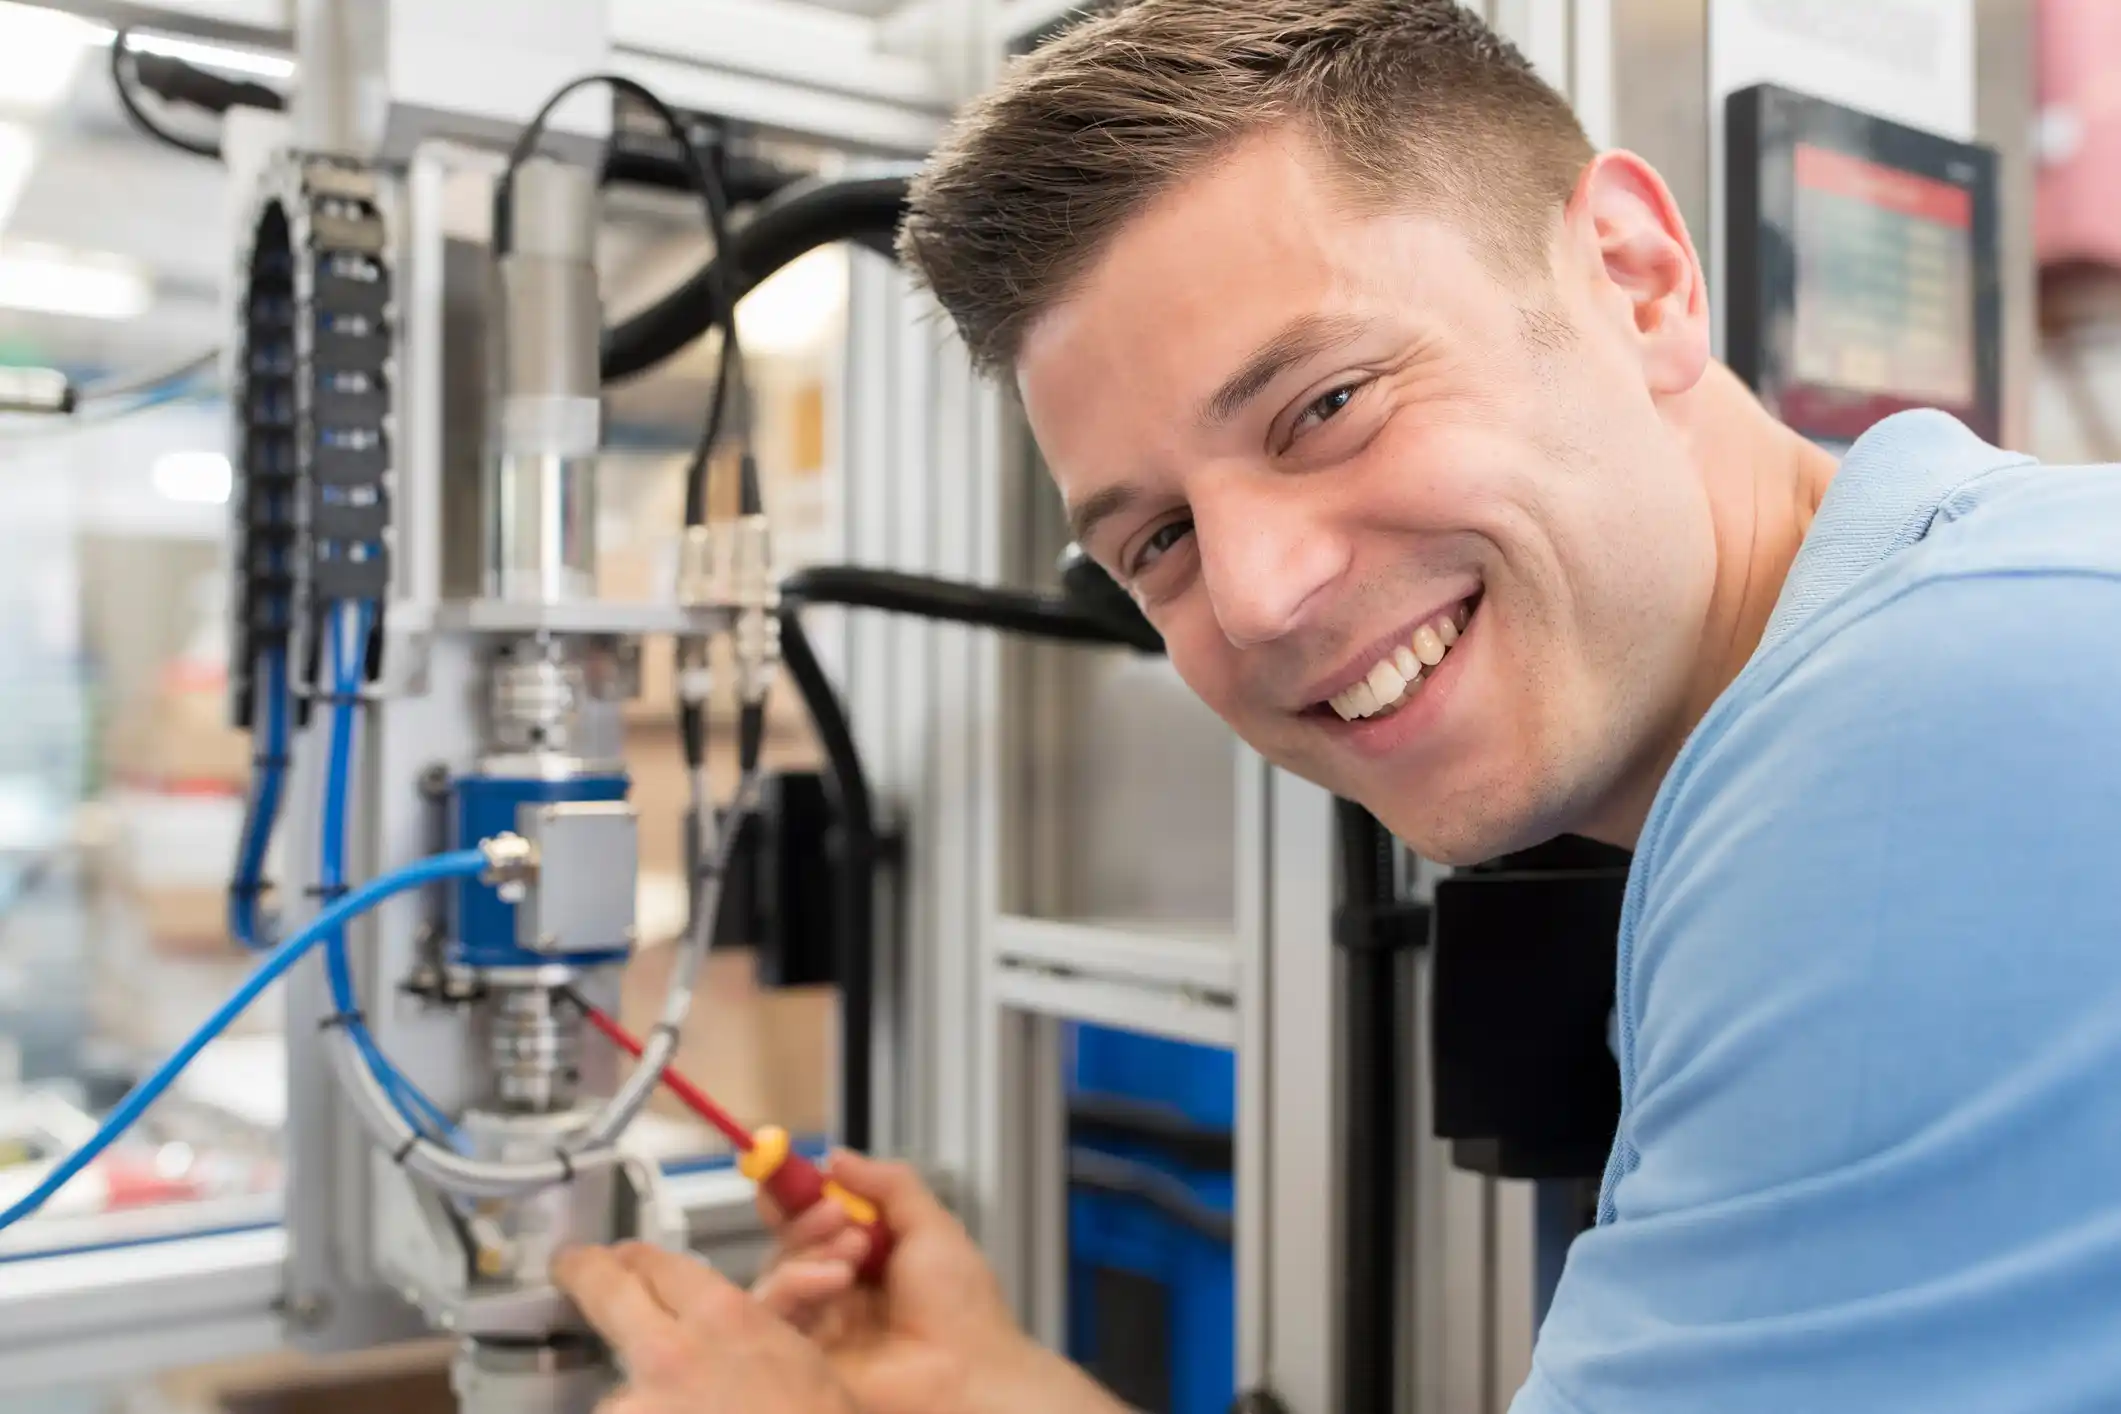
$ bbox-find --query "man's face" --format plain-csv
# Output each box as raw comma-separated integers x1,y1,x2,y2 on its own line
1017,129,1718,861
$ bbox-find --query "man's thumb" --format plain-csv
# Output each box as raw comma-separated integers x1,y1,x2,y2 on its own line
826,1150,948,1228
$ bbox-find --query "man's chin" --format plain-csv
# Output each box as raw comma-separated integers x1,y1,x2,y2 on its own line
1358,782,1557,866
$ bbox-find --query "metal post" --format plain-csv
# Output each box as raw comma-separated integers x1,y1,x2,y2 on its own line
486,157,603,607
291,0,378,157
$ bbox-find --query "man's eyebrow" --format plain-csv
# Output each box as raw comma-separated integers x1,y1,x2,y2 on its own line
1067,483,1138,553
1198,312,1374,427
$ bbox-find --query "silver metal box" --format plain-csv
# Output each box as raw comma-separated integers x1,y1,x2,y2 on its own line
515,800,639,955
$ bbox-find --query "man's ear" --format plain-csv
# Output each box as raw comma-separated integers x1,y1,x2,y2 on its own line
1563,150,1710,395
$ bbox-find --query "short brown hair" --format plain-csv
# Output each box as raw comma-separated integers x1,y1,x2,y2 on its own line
898,0,1594,375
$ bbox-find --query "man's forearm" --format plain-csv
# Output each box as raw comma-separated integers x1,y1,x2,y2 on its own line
973,1344,1131,1414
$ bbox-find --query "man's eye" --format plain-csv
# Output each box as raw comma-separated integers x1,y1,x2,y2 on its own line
1130,518,1193,575
1290,382,1362,440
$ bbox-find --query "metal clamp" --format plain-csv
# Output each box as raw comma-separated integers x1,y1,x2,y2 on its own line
478,832,539,899
731,513,780,705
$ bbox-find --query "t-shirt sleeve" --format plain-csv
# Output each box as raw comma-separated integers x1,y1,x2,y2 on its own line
1518,569,2121,1414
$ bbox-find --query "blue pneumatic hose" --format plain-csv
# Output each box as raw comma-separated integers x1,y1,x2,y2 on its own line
229,645,290,951
318,602,460,1143
0,847,489,1236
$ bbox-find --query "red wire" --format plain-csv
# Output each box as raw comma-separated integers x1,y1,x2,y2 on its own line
573,998,756,1152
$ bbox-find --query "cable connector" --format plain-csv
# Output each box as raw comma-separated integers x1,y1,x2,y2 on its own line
478,832,539,901
732,513,780,707
677,524,719,607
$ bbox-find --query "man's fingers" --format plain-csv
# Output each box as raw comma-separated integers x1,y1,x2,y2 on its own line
609,1242,720,1317
753,1257,857,1320
612,1242,760,1331
825,1150,949,1229
782,1196,855,1252
757,1186,859,1254
553,1246,679,1351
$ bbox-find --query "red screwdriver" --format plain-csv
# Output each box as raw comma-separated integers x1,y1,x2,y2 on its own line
570,994,894,1283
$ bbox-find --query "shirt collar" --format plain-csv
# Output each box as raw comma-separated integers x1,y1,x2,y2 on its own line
1757,410,2033,658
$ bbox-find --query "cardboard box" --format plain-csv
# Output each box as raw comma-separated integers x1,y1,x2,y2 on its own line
619,944,837,1147
153,1339,455,1414
106,664,252,794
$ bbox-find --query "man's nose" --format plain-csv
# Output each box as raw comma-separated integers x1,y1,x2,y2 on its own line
1193,481,1348,648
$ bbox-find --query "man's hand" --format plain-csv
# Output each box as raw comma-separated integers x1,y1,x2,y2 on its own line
552,1241,859,1414
752,1150,1123,1414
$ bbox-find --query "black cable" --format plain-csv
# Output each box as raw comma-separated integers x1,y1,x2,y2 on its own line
110,28,220,160
779,608,877,1152
497,72,750,525
132,49,284,116
603,146,801,207
508,77,758,1045
781,565,1163,653
601,172,916,385
770,564,1160,1156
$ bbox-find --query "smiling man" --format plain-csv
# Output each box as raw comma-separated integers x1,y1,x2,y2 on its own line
554,3,2121,1411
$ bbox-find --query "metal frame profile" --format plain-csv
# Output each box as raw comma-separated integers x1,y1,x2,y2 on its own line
0,0,967,1398
0,1170,771,1397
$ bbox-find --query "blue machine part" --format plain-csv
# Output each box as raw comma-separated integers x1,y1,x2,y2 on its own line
1068,1026,1236,1130
1065,1025,1237,1414
452,772,632,971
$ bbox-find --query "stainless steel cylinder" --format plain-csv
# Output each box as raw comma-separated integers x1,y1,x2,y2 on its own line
452,1337,610,1414
487,157,603,604
485,985,580,1113
482,635,626,776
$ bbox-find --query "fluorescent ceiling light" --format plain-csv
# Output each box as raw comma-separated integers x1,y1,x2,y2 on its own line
0,2,97,113
0,241,150,320
0,119,35,231
151,450,231,505
0,363,69,413
737,246,849,358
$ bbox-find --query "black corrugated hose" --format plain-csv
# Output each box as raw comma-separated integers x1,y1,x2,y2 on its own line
600,172,916,384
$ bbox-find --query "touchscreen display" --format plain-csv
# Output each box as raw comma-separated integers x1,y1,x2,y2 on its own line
1790,142,1975,410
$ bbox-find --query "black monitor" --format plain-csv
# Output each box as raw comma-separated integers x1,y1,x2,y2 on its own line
1726,83,2001,449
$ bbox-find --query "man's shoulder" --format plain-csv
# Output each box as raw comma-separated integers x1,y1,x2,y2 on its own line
1925,454,2121,578
1554,426,2121,1414
1652,552,2121,884
1632,547,2121,1028
1673,452,2121,833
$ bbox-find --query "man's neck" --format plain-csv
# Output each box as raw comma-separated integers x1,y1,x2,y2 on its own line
1582,362,1839,847
1675,363,1838,728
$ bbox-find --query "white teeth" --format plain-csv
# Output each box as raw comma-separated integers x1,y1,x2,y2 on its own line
1321,598,1476,722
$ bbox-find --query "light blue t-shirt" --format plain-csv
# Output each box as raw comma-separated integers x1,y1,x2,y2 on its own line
1516,410,2121,1414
